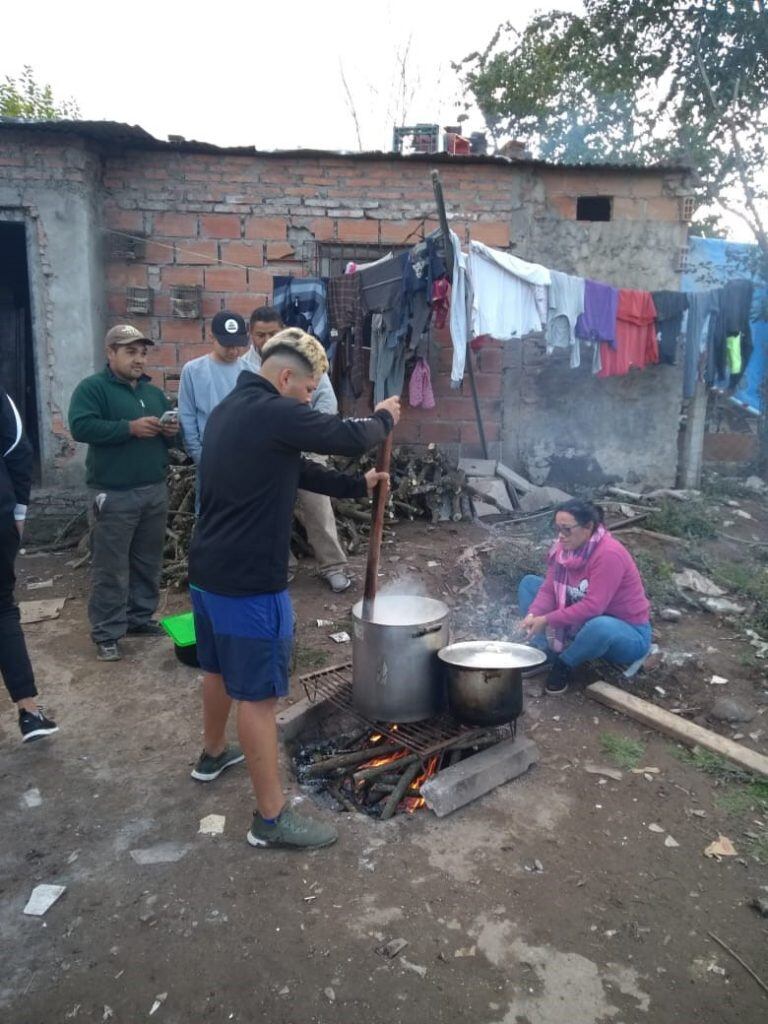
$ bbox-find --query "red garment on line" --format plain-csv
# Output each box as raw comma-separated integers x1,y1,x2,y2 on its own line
597,289,659,378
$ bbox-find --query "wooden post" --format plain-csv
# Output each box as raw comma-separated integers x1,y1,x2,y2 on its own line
430,169,489,460
678,380,708,488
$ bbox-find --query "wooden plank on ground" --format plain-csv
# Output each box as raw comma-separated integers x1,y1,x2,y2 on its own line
496,462,535,494
586,680,768,779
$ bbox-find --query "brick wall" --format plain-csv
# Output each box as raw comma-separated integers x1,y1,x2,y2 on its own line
98,149,686,452
0,128,691,473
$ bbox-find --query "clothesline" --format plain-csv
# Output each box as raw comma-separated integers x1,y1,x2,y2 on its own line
272,231,757,406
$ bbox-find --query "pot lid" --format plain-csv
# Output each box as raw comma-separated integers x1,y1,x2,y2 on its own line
438,640,547,670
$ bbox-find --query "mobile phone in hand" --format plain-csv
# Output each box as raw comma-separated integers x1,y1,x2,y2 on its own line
160,409,179,425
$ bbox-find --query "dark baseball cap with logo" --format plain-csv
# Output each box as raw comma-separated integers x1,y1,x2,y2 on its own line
211,311,249,347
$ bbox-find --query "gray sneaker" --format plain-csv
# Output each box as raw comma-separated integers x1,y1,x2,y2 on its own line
190,744,245,782
96,641,122,661
247,806,338,850
324,570,351,593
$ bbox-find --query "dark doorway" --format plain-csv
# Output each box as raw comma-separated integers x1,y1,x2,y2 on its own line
0,223,39,464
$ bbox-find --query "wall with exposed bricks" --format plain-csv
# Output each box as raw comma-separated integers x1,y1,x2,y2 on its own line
0,127,691,482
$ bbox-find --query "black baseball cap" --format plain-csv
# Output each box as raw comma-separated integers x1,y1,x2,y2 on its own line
211,311,249,347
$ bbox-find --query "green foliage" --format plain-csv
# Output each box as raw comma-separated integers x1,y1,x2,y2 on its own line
644,499,717,541
0,66,79,120
455,1,768,252
677,745,768,862
631,550,678,607
599,731,645,768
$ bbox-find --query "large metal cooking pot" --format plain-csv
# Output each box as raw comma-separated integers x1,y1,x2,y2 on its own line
352,595,450,722
438,641,547,727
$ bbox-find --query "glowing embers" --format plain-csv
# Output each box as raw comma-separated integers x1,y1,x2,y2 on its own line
294,727,508,819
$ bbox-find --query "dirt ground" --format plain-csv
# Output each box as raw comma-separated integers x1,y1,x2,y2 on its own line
2,489,768,1024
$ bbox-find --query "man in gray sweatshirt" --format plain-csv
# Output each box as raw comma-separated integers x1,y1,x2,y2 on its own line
240,307,352,594
178,311,249,469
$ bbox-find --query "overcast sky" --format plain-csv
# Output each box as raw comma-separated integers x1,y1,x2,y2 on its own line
0,1,582,151
1,1,760,242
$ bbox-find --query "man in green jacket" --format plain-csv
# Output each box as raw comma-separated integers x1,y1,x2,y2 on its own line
69,325,179,661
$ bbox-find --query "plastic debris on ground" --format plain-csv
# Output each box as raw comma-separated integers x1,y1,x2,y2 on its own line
23,884,66,916
21,787,42,808
198,814,226,836
704,835,737,859
329,631,350,644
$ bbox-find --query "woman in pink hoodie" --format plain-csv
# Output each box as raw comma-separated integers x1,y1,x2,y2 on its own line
519,499,651,695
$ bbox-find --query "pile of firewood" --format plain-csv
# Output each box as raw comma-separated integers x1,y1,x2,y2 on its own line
295,727,509,819
161,445,477,586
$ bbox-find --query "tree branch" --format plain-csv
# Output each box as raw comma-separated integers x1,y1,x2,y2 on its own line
339,61,364,153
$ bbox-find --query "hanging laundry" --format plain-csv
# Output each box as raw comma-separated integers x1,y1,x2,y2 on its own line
597,289,658,378
469,240,551,341
369,313,408,404
651,290,689,365
682,290,719,399
327,273,366,398
408,358,436,409
272,277,328,345
431,277,451,330
350,249,397,274
704,288,727,389
546,271,585,369
575,279,619,348
722,279,754,387
358,251,408,336
726,334,742,376
449,231,472,388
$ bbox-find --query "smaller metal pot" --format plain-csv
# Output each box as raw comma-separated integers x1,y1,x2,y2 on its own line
438,641,547,727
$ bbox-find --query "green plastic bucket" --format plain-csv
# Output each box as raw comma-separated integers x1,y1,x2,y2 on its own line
160,611,199,667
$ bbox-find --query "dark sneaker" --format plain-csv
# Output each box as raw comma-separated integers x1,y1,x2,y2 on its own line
247,805,338,850
545,657,573,696
324,571,351,594
19,707,59,743
127,621,165,637
190,744,245,782
96,641,121,662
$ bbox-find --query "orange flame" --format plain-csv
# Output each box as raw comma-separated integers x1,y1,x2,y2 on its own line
403,756,439,813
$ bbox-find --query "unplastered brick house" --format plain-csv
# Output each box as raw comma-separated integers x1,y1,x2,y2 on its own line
0,121,693,488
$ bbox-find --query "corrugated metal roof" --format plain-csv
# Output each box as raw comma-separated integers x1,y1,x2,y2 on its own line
0,118,691,174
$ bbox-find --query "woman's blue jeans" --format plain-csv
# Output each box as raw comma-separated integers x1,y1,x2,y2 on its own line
517,574,652,669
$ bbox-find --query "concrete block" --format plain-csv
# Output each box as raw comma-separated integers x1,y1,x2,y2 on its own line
276,692,335,743
468,477,514,516
458,458,497,477
420,735,539,817
517,485,572,513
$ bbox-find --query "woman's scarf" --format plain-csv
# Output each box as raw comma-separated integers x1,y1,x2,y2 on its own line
547,524,607,653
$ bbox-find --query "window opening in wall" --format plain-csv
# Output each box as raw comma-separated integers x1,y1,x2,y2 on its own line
576,196,612,222
170,285,202,319
126,286,154,317
313,242,409,278
0,223,39,466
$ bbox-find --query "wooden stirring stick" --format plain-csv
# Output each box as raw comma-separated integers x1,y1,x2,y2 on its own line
361,433,393,620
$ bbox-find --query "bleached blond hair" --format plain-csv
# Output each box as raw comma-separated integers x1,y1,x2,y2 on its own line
261,328,329,378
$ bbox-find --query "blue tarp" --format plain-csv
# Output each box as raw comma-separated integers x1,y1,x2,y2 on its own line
682,236,768,414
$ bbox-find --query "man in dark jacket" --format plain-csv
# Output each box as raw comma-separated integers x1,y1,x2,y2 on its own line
188,329,399,850
68,325,179,661
0,388,58,741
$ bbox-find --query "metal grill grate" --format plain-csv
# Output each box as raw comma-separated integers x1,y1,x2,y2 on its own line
298,662,513,757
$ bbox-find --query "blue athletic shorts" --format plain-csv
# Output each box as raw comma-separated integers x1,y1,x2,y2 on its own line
190,587,294,702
